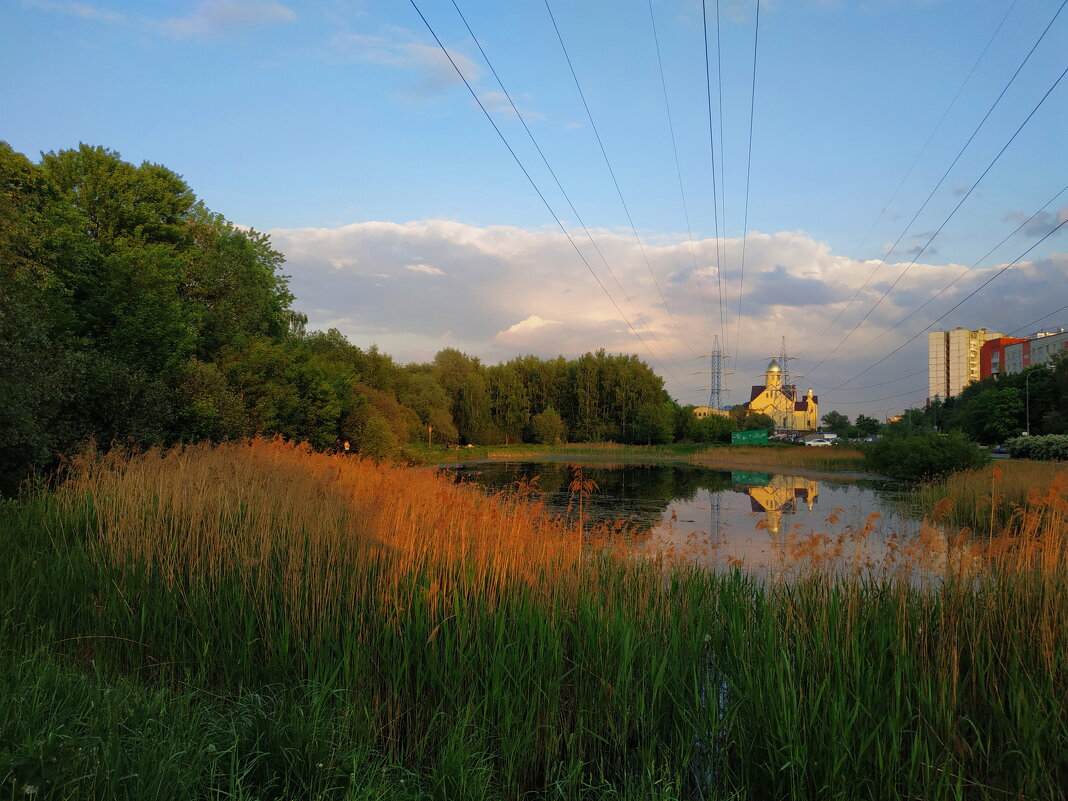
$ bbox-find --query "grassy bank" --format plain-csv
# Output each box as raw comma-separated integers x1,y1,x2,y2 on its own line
2,439,1066,800
405,441,712,465
408,440,868,475
690,443,866,473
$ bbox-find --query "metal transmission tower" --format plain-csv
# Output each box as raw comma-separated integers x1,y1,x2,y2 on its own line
707,335,732,411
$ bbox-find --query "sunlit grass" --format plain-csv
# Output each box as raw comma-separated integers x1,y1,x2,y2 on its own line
914,459,1068,534
1,438,1065,799
690,443,865,472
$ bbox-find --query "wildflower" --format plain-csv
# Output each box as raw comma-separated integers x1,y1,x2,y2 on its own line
23,785,39,796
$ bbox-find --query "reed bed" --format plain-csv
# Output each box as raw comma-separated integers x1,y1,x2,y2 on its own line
690,444,865,473
914,458,1068,534
1,438,1066,800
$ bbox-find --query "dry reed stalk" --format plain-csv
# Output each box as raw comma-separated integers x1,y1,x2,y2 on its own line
58,438,589,636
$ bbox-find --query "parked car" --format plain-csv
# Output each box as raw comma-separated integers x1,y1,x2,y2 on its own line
805,438,833,447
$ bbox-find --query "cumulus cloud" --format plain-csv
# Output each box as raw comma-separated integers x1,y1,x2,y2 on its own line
497,315,563,340
264,218,1068,406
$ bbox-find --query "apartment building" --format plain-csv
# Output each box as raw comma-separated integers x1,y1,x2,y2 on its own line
927,327,1003,400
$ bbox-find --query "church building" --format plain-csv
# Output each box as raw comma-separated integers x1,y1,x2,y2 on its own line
746,359,818,432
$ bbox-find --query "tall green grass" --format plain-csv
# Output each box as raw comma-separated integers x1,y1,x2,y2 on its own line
2,439,1065,799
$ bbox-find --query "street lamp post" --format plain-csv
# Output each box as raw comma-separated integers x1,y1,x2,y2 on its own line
1024,368,1043,436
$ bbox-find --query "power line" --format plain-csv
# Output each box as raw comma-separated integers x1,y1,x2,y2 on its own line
448,0,679,369
543,0,700,357
832,183,1068,362
1010,303,1068,336
825,387,928,407
806,55,1068,379
802,0,1067,376
407,0,697,394
732,0,760,375
814,368,927,392
648,0,713,333
702,0,727,357
830,218,1068,391
794,0,1022,360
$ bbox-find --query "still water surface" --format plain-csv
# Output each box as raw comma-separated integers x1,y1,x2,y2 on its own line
445,461,934,574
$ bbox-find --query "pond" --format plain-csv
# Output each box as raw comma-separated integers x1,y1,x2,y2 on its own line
444,461,943,576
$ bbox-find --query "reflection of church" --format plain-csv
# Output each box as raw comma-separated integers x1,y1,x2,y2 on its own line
747,475,819,534
746,359,818,432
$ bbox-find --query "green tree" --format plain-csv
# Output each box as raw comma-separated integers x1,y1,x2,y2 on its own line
694,413,737,444
960,387,1023,444
742,411,776,431
487,364,530,444
821,410,851,437
633,402,674,445
529,407,566,445
855,414,881,437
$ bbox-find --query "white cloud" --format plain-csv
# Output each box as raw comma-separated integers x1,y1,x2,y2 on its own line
404,263,445,276
158,1,296,39
497,315,563,339
265,218,1068,411
25,0,125,24
331,31,481,91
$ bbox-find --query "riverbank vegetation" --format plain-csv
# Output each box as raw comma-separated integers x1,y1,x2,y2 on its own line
913,458,1068,534
3,439,1065,799
1,141,766,497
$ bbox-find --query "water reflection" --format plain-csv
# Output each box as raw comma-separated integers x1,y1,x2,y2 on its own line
446,461,939,576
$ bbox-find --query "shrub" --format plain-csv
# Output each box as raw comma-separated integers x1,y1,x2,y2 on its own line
866,430,988,481
1004,434,1068,461
528,407,566,445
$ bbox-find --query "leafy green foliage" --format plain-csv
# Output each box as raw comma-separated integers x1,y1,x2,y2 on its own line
1004,434,1068,461
855,414,881,437
529,407,567,445
633,402,675,445
820,410,851,437
866,430,989,481
693,413,737,444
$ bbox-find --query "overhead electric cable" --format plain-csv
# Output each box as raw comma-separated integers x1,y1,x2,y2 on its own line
1010,304,1068,336
806,54,1068,379
407,0,697,394
833,183,1068,361
702,0,727,354
544,0,701,357
449,0,678,368
731,0,760,375
826,387,928,406
648,0,714,331
813,368,927,392
795,0,1022,359
829,218,1068,391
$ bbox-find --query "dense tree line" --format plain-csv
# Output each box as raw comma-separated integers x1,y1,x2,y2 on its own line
3,142,746,493
814,355,1067,446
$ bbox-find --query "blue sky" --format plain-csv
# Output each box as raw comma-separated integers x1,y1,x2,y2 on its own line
3,0,1066,416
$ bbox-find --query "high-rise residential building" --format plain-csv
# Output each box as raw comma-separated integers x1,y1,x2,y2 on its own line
927,327,1003,400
